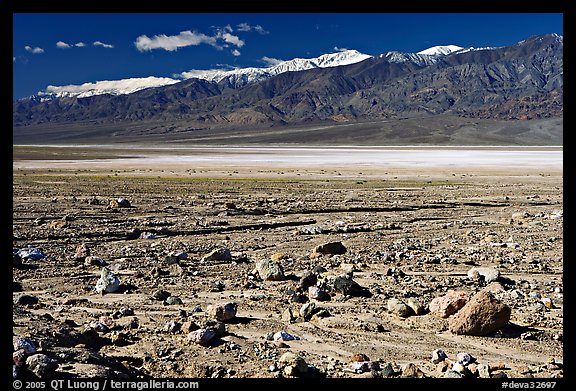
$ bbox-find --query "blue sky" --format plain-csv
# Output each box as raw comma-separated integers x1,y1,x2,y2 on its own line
12,13,563,100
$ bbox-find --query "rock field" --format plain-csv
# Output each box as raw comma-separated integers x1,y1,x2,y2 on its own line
13,162,563,382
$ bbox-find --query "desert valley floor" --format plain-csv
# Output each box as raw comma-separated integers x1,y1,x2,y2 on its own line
12,145,564,383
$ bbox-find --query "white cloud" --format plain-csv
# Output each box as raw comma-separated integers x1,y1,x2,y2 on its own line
333,47,348,52
260,56,282,66
236,23,251,32
93,41,114,49
236,23,268,34
254,25,268,35
219,32,244,48
135,30,218,52
56,41,71,49
57,41,87,49
134,28,244,52
231,49,241,56
24,45,44,54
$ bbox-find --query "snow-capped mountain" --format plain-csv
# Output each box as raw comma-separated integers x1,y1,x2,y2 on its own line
381,44,467,66
417,45,464,56
37,77,181,99
30,45,472,100
180,49,372,87
14,33,563,137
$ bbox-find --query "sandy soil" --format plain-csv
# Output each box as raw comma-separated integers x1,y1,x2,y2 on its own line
12,145,564,384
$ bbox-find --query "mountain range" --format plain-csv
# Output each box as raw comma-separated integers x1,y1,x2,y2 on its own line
13,33,563,145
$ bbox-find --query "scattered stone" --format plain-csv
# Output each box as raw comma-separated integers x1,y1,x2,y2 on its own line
98,316,116,329
300,302,318,321
47,220,68,229
181,321,200,334
270,252,289,262
387,298,413,317
332,273,369,297
16,247,46,260
541,297,554,309
281,307,296,323
314,241,347,255
201,248,232,263
209,281,225,292
448,290,511,336
312,265,328,274
139,231,156,239
151,289,171,301
165,296,183,305
110,197,131,208
401,363,425,378
467,267,500,283
13,337,36,354
477,363,491,378
278,352,308,377
15,294,39,306
13,349,27,368
164,320,181,333
169,264,185,277
273,331,302,341
380,362,396,377
255,259,285,281
26,354,59,378
164,255,180,265
294,226,324,236
451,362,472,377
311,308,331,319
444,369,464,378
431,349,448,364
490,362,507,371
187,328,216,346
84,256,107,266
74,243,90,260
308,286,330,301
456,352,475,365
126,228,142,240
174,250,189,260
206,302,237,322
350,353,370,362
87,320,109,333
299,271,318,290
87,196,102,205
429,290,469,318
205,319,226,335
112,307,134,318
94,267,120,294
349,360,380,373
405,297,426,315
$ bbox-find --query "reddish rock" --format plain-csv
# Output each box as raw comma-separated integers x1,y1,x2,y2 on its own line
429,290,469,318
206,302,237,322
349,353,370,362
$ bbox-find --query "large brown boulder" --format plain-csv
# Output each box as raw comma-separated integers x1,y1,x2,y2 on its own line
448,290,511,336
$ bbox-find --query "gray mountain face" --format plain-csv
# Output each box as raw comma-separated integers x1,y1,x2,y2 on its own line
13,34,562,136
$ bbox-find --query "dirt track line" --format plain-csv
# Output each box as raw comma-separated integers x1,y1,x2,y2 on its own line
26,218,318,242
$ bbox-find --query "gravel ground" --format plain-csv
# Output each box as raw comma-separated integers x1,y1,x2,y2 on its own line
13,147,563,384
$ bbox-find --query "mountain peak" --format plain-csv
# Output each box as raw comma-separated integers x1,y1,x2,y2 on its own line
183,49,372,87
417,45,464,56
